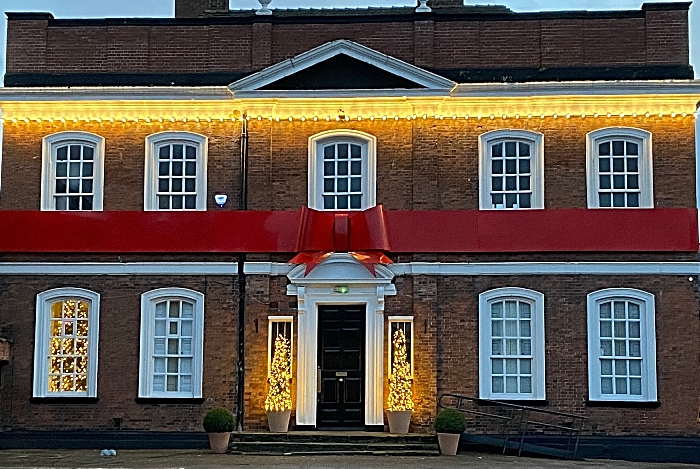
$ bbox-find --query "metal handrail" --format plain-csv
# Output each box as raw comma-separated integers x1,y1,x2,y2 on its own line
438,393,588,459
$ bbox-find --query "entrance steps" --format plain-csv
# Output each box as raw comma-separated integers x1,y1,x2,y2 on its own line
229,431,440,456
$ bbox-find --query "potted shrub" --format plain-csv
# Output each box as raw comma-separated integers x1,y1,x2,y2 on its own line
386,329,413,433
265,334,292,432
202,407,235,454
434,408,466,455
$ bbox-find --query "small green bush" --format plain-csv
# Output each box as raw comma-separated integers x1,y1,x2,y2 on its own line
203,407,235,433
434,408,466,434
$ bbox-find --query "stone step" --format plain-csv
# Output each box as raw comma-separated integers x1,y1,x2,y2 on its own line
231,431,437,445
228,433,440,456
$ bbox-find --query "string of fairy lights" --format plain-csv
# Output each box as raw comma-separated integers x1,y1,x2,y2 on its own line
0,111,696,125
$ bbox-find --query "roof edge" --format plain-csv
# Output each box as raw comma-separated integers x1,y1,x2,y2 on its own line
641,2,691,11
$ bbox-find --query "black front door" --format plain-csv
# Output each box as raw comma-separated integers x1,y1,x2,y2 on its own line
317,305,365,428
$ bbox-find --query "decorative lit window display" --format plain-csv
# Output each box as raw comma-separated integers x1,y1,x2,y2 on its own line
33,288,100,398
586,128,653,208
48,300,90,393
139,288,204,398
587,289,657,402
144,132,208,211
268,317,293,377
479,130,544,210
479,288,546,400
308,130,376,211
41,132,105,211
388,317,413,378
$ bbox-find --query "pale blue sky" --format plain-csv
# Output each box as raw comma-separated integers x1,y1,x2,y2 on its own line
1,0,698,80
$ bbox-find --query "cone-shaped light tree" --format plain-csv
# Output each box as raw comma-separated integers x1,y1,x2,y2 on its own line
264,334,293,412
387,328,414,411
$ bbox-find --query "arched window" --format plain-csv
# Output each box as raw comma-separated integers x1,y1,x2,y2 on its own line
479,129,544,210
586,128,653,208
144,132,208,210
308,130,376,210
41,132,105,211
33,288,100,398
479,287,546,400
587,288,657,401
139,288,205,398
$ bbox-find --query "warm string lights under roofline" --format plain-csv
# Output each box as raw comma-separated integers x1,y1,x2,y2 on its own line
1,111,697,125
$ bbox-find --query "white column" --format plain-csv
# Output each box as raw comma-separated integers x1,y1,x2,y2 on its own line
295,288,318,426
365,294,385,426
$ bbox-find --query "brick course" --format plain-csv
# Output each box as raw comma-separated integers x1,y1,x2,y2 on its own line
4,7,690,77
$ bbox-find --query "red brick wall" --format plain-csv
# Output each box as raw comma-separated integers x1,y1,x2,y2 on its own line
0,275,238,431
3,116,694,212
2,273,697,435
5,8,690,75
435,274,700,436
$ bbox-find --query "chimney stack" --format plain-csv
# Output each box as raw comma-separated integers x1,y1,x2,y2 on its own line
175,0,228,18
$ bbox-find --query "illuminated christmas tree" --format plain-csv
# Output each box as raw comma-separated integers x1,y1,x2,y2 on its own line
387,328,414,411
264,334,292,412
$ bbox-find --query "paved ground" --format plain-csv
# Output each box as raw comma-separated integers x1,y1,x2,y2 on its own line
0,450,698,469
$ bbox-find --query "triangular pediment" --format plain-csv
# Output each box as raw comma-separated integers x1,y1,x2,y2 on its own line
229,39,455,92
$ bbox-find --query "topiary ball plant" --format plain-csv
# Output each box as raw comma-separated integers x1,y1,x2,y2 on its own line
203,407,235,433
434,408,467,434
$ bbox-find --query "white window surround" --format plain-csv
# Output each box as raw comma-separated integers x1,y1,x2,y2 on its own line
388,316,414,378
586,127,653,209
268,316,294,378
33,287,100,398
308,129,377,211
144,131,208,211
478,287,546,400
138,288,205,399
478,129,544,210
587,288,657,402
41,131,105,211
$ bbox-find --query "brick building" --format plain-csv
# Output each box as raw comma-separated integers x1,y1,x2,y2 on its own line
1,0,700,461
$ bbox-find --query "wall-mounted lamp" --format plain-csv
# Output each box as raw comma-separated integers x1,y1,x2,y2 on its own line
214,194,228,208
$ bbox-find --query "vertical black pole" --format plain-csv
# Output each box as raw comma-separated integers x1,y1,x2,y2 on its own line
236,115,248,431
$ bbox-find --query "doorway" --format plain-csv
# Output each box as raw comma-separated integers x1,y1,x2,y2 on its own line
316,305,365,428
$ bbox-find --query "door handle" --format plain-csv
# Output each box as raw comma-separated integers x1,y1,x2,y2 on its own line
317,366,321,394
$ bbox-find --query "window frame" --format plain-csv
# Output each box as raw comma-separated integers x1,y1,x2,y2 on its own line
587,288,657,402
268,316,293,379
586,127,653,209
138,288,205,399
478,287,546,400
388,316,414,379
478,129,545,210
308,129,377,211
144,131,208,211
33,287,101,398
41,132,105,211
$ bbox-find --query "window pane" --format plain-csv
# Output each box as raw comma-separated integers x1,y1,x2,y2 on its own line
601,377,613,394
612,141,625,156
627,193,639,207
599,142,610,156
599,193,611,207
492,376,504,393
492,359,503,374
520,377,532,393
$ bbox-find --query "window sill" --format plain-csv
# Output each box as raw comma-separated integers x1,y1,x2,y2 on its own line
30,397,99,404
586,400,660,408
135,397,205,405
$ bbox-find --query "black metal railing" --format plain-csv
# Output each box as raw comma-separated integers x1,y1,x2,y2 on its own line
438,393,587,459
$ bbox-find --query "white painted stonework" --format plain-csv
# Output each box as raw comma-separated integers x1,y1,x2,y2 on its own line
286,253,396,427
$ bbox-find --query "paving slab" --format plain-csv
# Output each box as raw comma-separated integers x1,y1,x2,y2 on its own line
0,450,699,469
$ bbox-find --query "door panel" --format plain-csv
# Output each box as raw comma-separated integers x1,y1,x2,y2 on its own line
317,305,365,428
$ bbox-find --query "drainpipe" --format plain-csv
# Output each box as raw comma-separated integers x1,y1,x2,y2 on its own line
236,114,249,432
